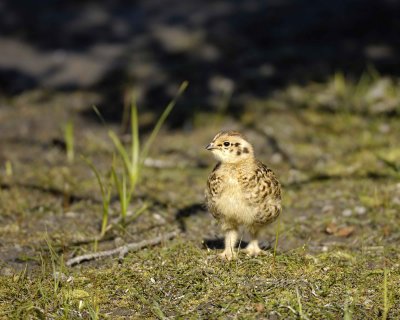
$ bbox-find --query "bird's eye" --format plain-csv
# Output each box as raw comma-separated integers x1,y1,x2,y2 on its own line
223,141,230,147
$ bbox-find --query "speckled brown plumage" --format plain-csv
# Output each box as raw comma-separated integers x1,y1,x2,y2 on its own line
205,131,282,260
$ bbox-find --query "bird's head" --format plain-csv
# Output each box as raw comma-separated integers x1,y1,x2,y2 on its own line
206,131,254,163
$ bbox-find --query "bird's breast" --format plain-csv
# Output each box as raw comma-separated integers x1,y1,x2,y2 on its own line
214,175,255,225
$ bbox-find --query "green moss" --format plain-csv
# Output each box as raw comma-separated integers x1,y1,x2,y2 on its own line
1,241,399,319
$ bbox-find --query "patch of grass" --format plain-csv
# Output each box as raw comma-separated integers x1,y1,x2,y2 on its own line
109,81,188,190
111,163,131,224
273,217,281,264
266,68,400,116
1,237,103,319
2,241,399,319
5,160,13,177
382,268,390,320
84,81,188,229
108,81,188,221
64,120,75,163
83,157,112,237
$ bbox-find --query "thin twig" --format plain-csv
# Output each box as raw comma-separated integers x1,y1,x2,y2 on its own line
64,206,149,247
66,230,179,266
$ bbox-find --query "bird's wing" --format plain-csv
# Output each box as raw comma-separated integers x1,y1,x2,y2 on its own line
205,162,223,219
241,161,281,223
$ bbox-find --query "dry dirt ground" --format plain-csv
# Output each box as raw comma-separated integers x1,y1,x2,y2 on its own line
0,75,400,318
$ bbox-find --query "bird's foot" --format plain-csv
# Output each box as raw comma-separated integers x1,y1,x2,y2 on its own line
243,244,265,257
219,249,237,261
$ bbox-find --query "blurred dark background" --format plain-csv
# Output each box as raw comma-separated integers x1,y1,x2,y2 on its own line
1,0,399,127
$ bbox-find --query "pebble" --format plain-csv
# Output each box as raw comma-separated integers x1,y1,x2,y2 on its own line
322,204,334,214
1,268,14,277
392,196,400,205
378,123,390,134
354,206,367,215
153,213,166,223
65,211,79,218
342,209,352,217
114,237,124,247
271,153,283,164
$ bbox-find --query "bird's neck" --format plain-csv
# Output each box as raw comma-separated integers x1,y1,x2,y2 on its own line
221,157,255,167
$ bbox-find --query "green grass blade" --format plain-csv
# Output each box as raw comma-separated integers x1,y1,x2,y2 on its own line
109,131,134,182
100,188,112,236
125,202,148,224
111,167,121,201
273,216,280,262
296,287,303,318
121,173,127,220
82,157,106,200
92,105,107,126
5,160,13,176
367,64,381,81
131,102,140,175
112,166,128,223
82,156,111,236
140,81,188,162
383,268,389,320
64,120,74,163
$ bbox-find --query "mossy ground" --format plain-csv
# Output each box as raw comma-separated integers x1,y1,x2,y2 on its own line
1,74,400,319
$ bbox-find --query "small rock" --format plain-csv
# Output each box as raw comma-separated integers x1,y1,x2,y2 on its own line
322,204,334,214
1,268,14,277
392,196,400,205
153,213,166,223
342,209,352,217
254,303,265,312
65,211,78,218
354,206,367,215
53,271,68,282
209,76,235,93
379,123,390,134
363,298,373,309
287,169,307,184
325,222,337,234
335,226,355,238
271,153,283,164
268,312,279,320
114,237,124,247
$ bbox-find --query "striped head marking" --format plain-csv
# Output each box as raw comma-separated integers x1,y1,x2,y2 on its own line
206,131,254,163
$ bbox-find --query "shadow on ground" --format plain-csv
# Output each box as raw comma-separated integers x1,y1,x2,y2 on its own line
1,0,400,127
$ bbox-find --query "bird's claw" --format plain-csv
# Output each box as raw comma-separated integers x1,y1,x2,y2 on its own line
219,250,237,261
243,246,265,257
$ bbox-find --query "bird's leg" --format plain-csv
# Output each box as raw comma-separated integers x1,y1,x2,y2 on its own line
244,226,263,256
220,229,239,260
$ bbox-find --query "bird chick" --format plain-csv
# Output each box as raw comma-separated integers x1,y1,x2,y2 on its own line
205,131,281,260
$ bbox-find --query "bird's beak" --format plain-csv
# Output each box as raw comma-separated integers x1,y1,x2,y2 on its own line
206,143,215,150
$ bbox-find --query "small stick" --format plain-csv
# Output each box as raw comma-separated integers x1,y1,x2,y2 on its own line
66,230,179,267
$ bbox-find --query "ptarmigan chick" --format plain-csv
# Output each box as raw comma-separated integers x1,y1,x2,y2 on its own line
205,131,282,260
